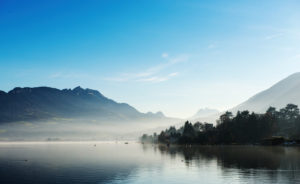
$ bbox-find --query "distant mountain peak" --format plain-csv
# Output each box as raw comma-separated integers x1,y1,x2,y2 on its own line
85,88,105,98
72,86,85,94
155,111,165,116
73,86,84,91
71,86,105,98
146,111,165,118
190,108,219,119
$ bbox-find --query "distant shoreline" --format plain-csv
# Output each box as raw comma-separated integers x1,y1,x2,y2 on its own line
0,140,137,145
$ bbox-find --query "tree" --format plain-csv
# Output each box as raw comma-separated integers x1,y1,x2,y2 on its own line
282,104,299,121
266,106,277,117
182,121,195,138
193,122,204,132
220,111,233,123
148,104,300,145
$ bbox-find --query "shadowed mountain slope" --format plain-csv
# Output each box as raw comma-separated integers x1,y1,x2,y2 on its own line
0,86,172,123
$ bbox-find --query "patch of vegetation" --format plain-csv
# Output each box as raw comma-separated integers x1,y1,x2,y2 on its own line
141,104,300,145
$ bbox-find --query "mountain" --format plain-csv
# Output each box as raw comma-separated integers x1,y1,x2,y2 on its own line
0,86,171,123
0,86,181,141
146,111,165,118
190,108,219,120
230,72,300,113
194,72,300,124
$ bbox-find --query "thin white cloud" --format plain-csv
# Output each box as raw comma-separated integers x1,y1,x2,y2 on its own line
105,54,189,83
265,33,283,40
161,52,169,58
168,54,189,64
49,72,63,79
137,72,179,83
208,43,216,49
137,76,165,82
168,72,179,77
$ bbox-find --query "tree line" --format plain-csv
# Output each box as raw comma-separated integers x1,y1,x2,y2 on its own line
141,104,300,145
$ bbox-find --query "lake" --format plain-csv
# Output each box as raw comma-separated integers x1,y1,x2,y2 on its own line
0,142,300,184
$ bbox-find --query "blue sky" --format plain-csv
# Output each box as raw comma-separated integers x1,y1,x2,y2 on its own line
1,0,300,118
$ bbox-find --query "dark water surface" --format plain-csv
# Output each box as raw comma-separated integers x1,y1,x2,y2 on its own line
0,142,300,184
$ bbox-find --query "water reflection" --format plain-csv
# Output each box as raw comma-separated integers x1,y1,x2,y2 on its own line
0,142,300,184
144,144,300,183
0,142,140,184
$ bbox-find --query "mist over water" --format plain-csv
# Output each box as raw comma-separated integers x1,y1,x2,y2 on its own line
0,119,177,141
0,142,299,184
1,0,300,183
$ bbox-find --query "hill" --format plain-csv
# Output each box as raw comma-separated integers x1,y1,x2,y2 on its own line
231,72,300,113
0,86,171,123
194,72,300,124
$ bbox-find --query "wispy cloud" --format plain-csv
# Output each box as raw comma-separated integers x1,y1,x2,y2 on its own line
168,72,178,77
137,76,167,82
161,52,169,58
137,72,179,83
208,43,217,49
250,25,300,41
265,33,284,40
104,54,189,83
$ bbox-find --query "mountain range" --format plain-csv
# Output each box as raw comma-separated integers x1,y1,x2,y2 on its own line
2,72,300,124
0,86,172,123
0,86,181,140
1,72,300,140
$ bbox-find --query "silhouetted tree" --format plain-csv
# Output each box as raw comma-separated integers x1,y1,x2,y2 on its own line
142,104,300,145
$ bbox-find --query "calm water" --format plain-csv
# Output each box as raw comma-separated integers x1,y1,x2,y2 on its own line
0,142,300,184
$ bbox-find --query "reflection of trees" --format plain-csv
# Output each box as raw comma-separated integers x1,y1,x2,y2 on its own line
153,145,300,183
